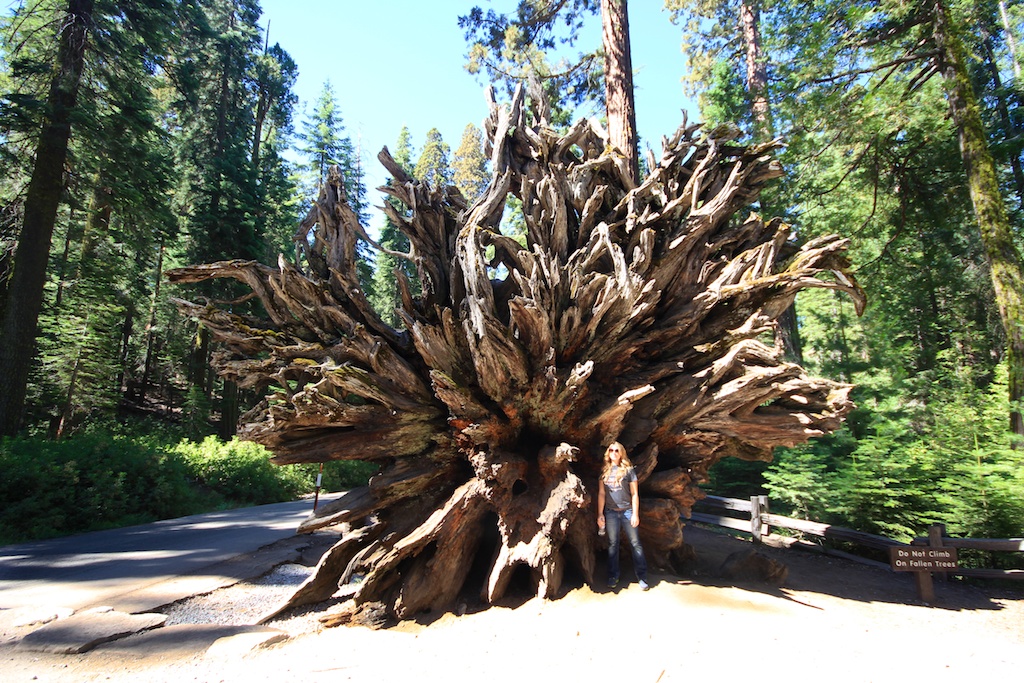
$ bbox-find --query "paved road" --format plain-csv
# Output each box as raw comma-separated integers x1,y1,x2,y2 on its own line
0,496,335,613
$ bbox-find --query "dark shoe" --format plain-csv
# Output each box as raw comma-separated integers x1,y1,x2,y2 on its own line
607,577,618,588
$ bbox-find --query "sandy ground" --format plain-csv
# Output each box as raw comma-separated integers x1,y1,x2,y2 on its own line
3,526,1022,683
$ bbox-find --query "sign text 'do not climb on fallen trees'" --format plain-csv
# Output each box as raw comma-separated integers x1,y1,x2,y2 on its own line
889,546,959,572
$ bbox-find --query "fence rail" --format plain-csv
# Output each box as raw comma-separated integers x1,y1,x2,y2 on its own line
691,494,1024,590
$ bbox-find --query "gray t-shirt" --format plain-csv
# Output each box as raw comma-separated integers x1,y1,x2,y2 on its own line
602,465,637,511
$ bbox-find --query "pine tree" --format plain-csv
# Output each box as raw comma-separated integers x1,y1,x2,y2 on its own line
297,80,371,290
369,126,416,326
251,42,300,263
413,128,452,187
452,123,489,204
299,82,353,194
0,0,176,435
0,0,94,435
166,0,266,438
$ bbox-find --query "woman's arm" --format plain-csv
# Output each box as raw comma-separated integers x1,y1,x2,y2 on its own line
629,479,640,527
597,478,606,528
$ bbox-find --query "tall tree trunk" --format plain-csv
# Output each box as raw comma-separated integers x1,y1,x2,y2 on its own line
999,0,1021,79
219,379,239,439
739,0,801,362
601,0,639,184
116,303,134,401
55,347,83,439
980,35,1024,212
54,207,80,310
740,0,771,140
0,0,94,436
139,242,165,404
933,0,1024,439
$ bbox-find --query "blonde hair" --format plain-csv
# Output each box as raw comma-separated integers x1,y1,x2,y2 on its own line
601,441,633,486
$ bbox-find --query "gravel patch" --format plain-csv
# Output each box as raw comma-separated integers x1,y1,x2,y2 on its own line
159,563,322,635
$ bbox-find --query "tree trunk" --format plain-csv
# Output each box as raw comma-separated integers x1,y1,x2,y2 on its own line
0,0,94,436
55,348,83,439
933,0,1024,438
740,0,771,141
219,379,239,439
169,85,864,622
999,0,1021,79
601,0,639,184
139,242,165,404
980,35,1024,212
738,0,802,363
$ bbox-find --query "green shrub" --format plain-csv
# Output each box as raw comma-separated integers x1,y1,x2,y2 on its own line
316,460,379,492
171,436,311,505
0,432,202,544
0,423,380,545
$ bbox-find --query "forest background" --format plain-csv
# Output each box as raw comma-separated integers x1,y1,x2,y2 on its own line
0,0,1021,565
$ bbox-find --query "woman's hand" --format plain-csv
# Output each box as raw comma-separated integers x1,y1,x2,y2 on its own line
630,512,640,528
597,513,605,528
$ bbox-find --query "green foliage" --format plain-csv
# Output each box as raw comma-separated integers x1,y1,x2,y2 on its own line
675,0,1024,551
760,363,1024,543
453,123,489,203
0,431,201,544
170,435,308,506
369,126,417,326
699,57,750,131
762,445,836,521
0,425,378,545
182,384,214,441
307,460,380,494
702,456,767,499
459,1,603,123
413,128,453,188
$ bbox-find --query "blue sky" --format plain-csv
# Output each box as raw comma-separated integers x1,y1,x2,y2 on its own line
258,1,698,229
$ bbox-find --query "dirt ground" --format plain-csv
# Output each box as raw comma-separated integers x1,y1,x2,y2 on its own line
4,525,1022,683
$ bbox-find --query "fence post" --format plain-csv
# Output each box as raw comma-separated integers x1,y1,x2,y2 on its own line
760,495,769,537
913,563,935,603
929,523,948,582
912,523,947,603
751,495,768,544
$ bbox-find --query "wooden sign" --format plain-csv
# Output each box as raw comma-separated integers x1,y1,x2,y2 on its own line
890,546,958,572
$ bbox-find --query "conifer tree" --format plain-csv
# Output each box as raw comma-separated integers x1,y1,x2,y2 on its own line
167,0,265,438
369,126,416,326
297,80,371,291
0,0,176,435
412,127,452,188
453,123,489,204
251,42,299,262
461,0,639,180
0,0,93,436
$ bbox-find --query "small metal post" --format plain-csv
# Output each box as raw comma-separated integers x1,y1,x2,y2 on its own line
313,462,324,511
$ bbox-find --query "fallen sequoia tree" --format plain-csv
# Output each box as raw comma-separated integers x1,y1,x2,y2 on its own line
168,86,864,624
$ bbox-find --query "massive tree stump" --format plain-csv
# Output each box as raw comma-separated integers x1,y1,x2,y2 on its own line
168,85,864,620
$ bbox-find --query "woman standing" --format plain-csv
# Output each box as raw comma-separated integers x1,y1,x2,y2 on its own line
596,441,649,590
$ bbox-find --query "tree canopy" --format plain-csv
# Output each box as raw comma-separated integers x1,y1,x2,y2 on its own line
0,0,1019,571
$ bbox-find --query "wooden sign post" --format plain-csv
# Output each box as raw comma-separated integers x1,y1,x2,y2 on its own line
890,524,958,603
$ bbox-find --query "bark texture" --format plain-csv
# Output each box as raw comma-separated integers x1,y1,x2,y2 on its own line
601,0,639,183
168,85,864,620
740,0,771,140
932,0,1024,438
0,0,95,435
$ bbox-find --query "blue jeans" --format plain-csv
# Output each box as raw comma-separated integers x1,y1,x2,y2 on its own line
605,508,647,582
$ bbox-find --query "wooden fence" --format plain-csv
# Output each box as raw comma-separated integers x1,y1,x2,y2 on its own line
690,494,1024,597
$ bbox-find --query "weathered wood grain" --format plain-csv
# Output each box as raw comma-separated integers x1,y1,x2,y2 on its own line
167,84,863,621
